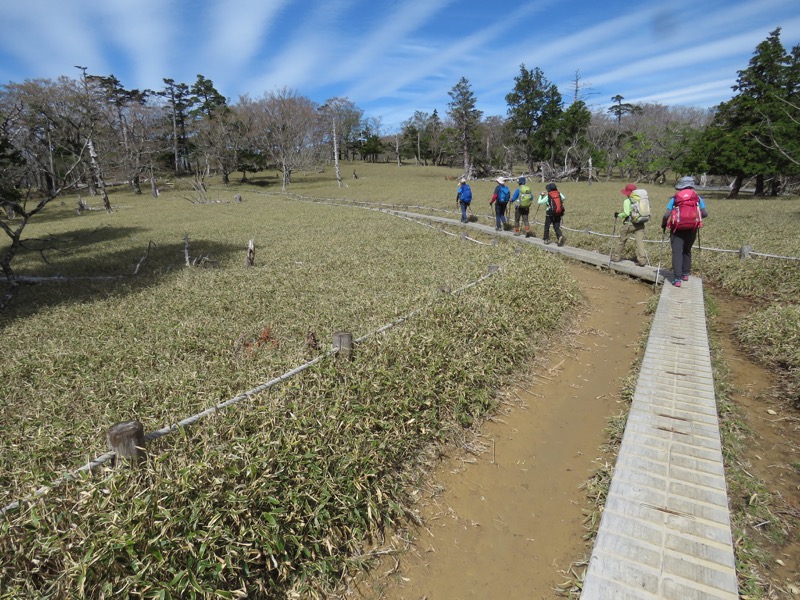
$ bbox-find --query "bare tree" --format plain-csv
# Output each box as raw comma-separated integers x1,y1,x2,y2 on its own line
250,88,319,191
0,85,87,309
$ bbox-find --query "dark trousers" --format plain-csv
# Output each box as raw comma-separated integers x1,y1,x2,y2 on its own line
543,214,563,241
670,229,698,278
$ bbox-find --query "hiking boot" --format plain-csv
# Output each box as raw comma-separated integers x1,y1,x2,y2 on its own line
672,278,682,287
557,235,566,247
681,274,689,281
610,256,622,263
513,228,521,236
635,261,647,267
543,239,552,245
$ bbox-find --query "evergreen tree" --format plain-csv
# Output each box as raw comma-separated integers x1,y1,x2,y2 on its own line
683,28,795,196
504,64,562,171
447,77,482,178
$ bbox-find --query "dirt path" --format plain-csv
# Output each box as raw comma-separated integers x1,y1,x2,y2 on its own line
347,263,654,598
345,265,800,599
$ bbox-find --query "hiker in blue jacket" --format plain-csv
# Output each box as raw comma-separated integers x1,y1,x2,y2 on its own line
455,178,472,223
510,177,534,236
489,177,510,231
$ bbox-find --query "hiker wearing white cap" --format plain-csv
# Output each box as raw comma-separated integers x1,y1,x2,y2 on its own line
489,177,511,231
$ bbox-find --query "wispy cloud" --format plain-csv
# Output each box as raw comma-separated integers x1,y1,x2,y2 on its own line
1,0,799,130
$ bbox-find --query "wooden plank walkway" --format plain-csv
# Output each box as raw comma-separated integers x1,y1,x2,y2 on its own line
580,277,738,599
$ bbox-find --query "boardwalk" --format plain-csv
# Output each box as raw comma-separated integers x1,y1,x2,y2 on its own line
580,278,738,599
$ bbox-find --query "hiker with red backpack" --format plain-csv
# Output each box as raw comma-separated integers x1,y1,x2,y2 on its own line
537,182,566,246
660,176,708,287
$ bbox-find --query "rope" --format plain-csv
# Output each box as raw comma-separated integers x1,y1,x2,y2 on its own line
289,194,800,261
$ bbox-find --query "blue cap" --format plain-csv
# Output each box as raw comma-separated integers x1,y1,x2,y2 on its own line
518,177,526,184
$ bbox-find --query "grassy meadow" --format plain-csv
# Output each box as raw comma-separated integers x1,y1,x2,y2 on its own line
1,161,798,597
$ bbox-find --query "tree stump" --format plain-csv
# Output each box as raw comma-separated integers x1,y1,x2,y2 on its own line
245,239,256,267
488,264,500,274
107,420,146,466
739,245,753,259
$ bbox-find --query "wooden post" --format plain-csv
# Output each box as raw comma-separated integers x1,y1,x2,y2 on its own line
333,332,353,361
488,264,499,274
245,239,256,267
107,421,145,466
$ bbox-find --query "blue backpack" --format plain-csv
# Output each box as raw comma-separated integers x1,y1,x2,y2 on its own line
459,184,472,203
497,185,510,204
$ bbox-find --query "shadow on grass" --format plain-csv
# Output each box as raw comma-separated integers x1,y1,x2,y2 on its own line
1,231,246,324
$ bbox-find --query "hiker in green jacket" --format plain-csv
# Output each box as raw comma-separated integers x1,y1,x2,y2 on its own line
611,183,647,266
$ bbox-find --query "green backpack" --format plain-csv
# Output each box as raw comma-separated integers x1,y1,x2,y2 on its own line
519,185,533,208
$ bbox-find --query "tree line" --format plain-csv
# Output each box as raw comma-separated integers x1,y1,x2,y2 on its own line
0,28,798,308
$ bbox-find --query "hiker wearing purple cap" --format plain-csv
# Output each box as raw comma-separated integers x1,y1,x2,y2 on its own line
611,183,648,266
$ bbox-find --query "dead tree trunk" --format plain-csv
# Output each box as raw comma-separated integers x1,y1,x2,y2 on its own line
87,137,112,213
727,174,743,199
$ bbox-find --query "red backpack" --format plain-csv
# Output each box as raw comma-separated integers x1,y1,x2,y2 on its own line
667,189,702,231
547,189,565,216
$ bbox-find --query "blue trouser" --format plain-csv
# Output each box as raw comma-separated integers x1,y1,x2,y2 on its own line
460,201,470,222
494,202,508,229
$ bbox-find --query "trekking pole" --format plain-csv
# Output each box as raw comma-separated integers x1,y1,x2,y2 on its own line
654,228,666,291
533,204,541,237
607,215,618,267
696,227,702,276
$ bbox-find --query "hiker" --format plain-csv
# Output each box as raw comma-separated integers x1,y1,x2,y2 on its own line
489,177,511,231
510,177,534,236
455,178,472,223
660,176,708,287
611,183,648,266
537,183,566,245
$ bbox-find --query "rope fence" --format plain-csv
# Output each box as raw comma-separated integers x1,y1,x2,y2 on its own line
277,193,800,262
1,256,504,515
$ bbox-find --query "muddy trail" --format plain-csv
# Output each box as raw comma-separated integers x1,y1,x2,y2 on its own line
346,263,799,599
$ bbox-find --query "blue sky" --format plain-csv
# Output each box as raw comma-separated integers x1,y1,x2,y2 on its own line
2,0,800,132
